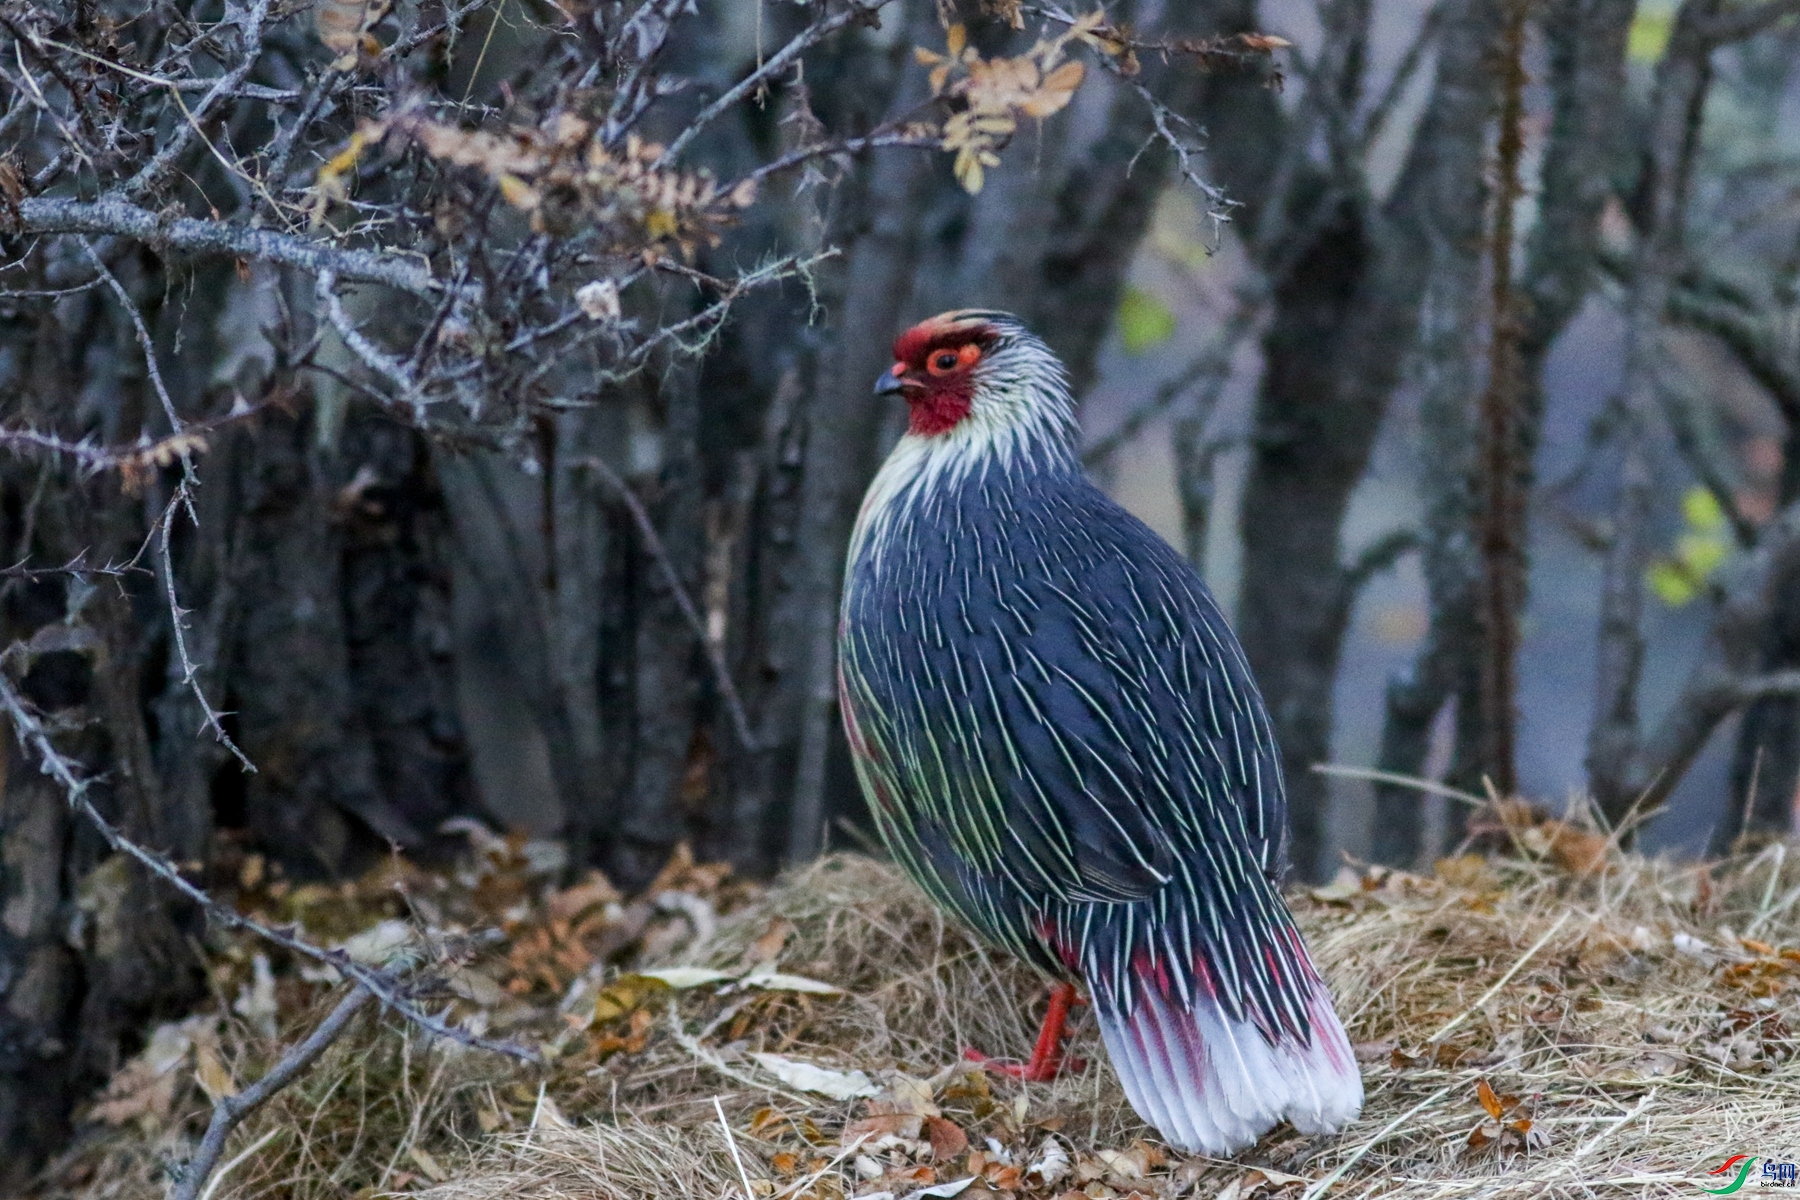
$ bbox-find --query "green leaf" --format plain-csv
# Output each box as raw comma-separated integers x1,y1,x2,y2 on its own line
1677,531,1727,578
1117,286,1176,354
1628,5,1672,63
1647,560,1697,607
1680,485,1725,533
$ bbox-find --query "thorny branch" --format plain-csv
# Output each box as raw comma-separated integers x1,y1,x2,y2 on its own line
0,663,541,1065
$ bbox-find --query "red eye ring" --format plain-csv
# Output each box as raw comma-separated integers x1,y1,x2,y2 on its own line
926,343,982,376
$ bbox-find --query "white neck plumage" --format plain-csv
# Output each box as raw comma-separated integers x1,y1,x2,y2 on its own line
847,336,1079,575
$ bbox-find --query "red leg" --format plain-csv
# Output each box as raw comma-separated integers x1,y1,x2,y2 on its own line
963,982,1086,1081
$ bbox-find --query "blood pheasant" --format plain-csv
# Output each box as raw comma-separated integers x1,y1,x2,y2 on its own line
836,310,1363,1154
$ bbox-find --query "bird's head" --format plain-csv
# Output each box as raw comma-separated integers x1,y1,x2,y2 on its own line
875,309,1071,444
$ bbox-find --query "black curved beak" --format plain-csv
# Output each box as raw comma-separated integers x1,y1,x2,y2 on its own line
874,369,908,399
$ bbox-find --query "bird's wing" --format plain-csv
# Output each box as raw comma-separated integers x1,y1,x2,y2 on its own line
983,483,1290,890
841,475,1289,920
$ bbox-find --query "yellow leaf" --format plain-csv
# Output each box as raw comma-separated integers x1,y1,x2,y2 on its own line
914,46,944,65
589,973,672,1025
929,63,951,93
946,23,966,57
194,1040,237,1103
1628,7,1673,63
1677,531,1727,577
955,156,985,194
497,173,540,210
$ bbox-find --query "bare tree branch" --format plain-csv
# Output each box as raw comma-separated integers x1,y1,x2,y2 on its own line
170,985,376,1200
656,0,896,167
1697,0,1800,43
16,198,451,299
1588,0,1720,820
578,456,760,754
120,0,276,202
1628,502,1800,808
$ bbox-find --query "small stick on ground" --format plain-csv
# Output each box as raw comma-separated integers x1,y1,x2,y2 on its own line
172,984,376,1200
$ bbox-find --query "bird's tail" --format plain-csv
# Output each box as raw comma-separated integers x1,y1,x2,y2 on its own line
1092,959,1362,1155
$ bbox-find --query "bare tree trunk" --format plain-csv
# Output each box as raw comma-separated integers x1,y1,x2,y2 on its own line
228,406,476,873
1588,0,1718,824
1719,567,1800,852
1719,383,1800,850
0,733,79,1188
1237,0,1503,877
609,358,707,890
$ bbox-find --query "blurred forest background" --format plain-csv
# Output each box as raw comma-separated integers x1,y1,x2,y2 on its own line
2,0,1800,1180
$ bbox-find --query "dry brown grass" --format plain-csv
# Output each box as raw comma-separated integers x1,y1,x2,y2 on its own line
43,842,1800,1200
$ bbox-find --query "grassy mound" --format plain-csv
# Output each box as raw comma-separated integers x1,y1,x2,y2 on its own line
33,837,1800,1200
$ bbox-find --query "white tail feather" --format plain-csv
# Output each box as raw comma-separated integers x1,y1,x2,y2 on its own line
1095,979,1363,1155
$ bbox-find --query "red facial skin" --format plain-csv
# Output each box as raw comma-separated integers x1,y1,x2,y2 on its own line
888,318,999,436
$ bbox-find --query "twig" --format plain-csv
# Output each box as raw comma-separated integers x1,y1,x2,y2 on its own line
1474,0,1532,795
78,239,186,438
121,0,277,201
155,493,255,769
1311,763,1486,807
666,1007,813,1104
315,271,425,417
578,456,759,753
601,0,693,146
0,553,141,580
1082,297,1259,464
77,239,257,766
172,986,376,1200
726,130,938,198
656,0,895,166
194,1126,282,1200
1566,1088,1655,1163
1299,1081,1460,1200
1696,0,1800,43
715,1097,758,1200
1358,0,1446,151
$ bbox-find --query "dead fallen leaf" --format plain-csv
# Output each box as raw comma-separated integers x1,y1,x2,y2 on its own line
925,1116,969,1161
194,1038,236,1103
408,1144,449,1182
844,1112,925,1143
1214,1166,1309,1200
751,1053,879,1099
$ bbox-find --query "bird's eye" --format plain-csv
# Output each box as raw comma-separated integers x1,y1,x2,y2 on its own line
926,344,982,376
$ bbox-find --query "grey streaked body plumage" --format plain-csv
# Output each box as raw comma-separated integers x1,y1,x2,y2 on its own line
838,311,1362,1154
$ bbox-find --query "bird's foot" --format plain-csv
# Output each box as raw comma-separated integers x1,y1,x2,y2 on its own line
962,982,1086,1082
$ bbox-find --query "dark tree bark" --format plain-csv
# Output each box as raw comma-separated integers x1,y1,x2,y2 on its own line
227,406,476,874
1233,0,1504,877
1373,0,1636,864
1720,566,1800,852
0,732,80,1189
